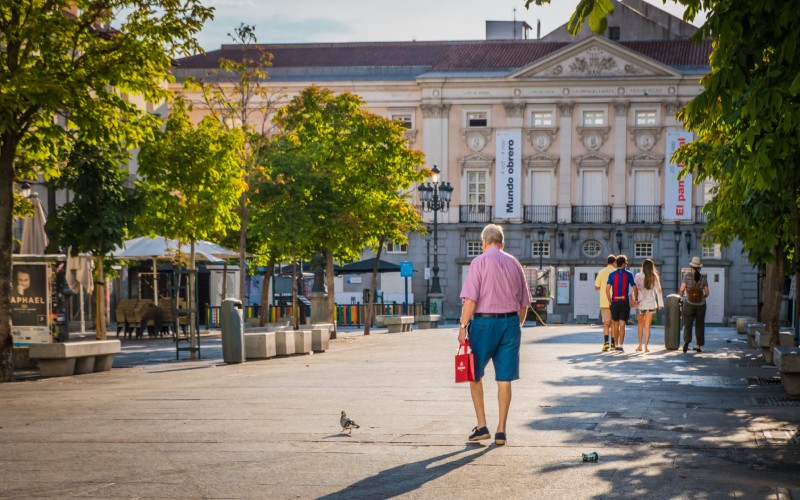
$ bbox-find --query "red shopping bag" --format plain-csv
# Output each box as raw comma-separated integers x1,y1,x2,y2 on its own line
455,340,475,383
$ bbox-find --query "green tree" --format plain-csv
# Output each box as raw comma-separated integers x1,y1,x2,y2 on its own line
137,98,246,353
254,87,426,333
188,23,280,307
0,0,212,381
47,142,141,340
528,0,800,348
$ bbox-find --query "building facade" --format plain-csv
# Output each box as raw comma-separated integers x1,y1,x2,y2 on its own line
172,2,758,322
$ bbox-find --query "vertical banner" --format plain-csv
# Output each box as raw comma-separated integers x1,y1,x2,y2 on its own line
495,129,522,219
11,262,51,345
664,130,693,220
556,267,571,305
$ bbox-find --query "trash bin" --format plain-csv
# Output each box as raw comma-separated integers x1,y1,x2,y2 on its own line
664,294,682,350
220,298,245,364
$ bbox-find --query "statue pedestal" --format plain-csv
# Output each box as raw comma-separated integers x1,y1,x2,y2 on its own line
308,291,328,325
428,293,444,317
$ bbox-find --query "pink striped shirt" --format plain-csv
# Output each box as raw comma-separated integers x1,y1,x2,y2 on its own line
460,246,531,313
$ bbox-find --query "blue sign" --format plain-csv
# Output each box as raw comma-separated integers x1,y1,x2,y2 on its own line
400,261,413,278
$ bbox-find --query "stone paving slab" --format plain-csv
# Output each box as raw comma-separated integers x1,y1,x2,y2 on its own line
1,324,799,498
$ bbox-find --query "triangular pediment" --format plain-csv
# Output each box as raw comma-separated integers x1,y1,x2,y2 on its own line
509,36,681,80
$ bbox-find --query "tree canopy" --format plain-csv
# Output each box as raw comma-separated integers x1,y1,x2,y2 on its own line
0,0,213,381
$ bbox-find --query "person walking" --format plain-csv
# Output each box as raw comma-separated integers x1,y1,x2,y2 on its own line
680,256,710,353
595,255,617,351
458,224,531,446
634,259,663,353
605,255,638,352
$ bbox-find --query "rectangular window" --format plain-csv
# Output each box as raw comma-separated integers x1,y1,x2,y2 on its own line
467,240,482,257
386,242,408,254
608,26,620,41
531,111,553,127
583,111,605,126
467,171,487,205
392,114,413,129
531,242,551,258
702,243,721,258
635,110,657,126
634,242,653,258
467,112,488,127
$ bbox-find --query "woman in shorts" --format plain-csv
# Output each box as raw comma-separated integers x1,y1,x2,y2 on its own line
634,259,663,352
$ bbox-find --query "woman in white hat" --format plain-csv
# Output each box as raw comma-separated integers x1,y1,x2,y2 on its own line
679,256,710,352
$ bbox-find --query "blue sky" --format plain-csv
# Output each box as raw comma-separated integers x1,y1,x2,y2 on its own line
195,0,703,51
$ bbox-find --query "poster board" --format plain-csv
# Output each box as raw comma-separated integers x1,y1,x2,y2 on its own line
11,262,52,345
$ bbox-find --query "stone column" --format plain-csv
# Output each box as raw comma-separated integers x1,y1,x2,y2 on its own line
613,102,628,223
557,102,574,223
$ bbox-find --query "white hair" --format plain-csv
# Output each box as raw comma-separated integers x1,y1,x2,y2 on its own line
481,224,504,245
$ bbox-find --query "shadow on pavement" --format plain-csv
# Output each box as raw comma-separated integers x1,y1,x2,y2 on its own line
524,327,800,497
318,444,493,499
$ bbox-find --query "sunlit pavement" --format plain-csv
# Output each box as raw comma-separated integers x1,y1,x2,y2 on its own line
1,323,798,498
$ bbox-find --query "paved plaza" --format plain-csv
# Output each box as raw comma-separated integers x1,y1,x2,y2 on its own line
1,324,799,499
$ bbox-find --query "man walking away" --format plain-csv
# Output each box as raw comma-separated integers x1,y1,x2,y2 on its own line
459,224,531,446
594,255,617,351
605,255,638,352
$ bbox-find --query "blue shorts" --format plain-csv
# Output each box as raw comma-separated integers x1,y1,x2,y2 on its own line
468,316,521,382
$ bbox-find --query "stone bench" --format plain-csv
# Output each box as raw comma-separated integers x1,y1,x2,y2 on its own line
780,330,797,348
374,315,389,327
754,331,776,364
29,340,121,377
312,327,330,353
736,316,756,334
294,330,312,354
244,332,276,360
747,323,765,348
275,330,296,356
774,347,800,396
384,315,414,333
415,314,441,329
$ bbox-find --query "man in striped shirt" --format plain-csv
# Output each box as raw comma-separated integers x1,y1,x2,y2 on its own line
605,255,638,352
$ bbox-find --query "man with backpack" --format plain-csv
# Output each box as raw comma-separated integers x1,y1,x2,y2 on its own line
680,257,710,353
605,255,638,352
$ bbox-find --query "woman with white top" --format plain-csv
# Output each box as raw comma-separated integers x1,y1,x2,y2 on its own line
634,259,663,352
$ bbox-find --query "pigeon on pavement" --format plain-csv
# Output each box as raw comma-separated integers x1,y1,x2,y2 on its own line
340,411,360,434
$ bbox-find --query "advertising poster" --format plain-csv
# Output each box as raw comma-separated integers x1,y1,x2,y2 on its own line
556,267,571,305
495,129,522,219
664,130,694,220
11,262,52,345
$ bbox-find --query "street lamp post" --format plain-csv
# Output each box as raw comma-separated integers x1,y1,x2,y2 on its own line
537,229,546,271
674,229,682,292
418,165,453,313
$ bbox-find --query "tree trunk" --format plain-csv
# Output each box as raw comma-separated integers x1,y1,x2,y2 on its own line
94,256,106,340
364,238,385,336
325,248,337,339
0,135,18,381
292,259,299,330
239,195,248,305
190,241,197,359
793,201,800,343
259,263,273,327
763,245,785,358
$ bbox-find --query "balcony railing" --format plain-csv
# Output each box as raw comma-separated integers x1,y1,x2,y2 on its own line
459,205,493,223
627,205,662,224
523,205,557,224
572,205,612,224
695,206,708,223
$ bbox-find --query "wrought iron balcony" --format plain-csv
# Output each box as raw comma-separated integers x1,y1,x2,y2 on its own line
459,204,493,223
523,205,557,224
627,205,662,224
571,205,612,224
695,206,708,223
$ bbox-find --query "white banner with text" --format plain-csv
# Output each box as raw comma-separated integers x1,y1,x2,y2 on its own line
495,129,522,219
664,130,693,221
